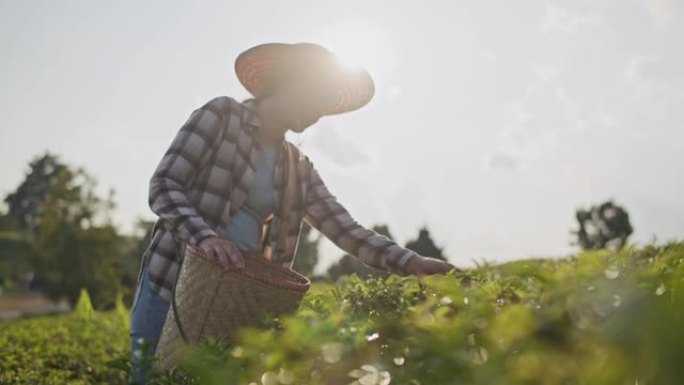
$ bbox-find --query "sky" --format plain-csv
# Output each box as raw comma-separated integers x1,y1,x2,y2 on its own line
1,0,682,273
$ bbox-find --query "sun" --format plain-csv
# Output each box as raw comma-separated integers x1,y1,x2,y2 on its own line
318,20,397,82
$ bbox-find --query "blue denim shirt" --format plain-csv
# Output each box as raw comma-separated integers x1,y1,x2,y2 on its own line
223,143,278,251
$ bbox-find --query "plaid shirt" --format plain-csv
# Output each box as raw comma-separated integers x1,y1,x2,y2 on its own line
137,95,418,301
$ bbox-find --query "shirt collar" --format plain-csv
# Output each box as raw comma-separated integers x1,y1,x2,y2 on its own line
241,98,263,129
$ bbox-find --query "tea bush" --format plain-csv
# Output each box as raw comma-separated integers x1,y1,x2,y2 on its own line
2,241,684,385
0,290,130,384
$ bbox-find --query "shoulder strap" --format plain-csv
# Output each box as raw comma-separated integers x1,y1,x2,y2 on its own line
277,142,298,262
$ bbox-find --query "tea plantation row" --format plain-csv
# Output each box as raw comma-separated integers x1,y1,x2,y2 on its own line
2,241,683,385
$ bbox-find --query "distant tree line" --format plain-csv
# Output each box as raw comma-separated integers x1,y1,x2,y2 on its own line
0,152,455,308
0,152,636,309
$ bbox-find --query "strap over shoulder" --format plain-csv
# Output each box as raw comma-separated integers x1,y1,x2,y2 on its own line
276,142,298,260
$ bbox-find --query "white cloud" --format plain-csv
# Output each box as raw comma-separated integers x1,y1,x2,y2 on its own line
485,150,520,171
641,0,684,26
623,55,684,122
485,62,571,169
540,4,602,34
300,120,370,168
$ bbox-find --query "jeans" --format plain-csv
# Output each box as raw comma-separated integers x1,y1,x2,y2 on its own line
129,261,170,384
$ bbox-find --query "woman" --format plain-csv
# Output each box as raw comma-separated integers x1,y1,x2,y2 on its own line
129,42,457,384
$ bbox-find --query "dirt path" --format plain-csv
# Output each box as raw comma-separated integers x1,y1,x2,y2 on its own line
0,292,70,320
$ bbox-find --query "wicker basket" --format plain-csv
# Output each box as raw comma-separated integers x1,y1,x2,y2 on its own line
154,243,311,372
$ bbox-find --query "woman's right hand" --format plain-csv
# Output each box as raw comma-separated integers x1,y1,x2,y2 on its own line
197,236,245,270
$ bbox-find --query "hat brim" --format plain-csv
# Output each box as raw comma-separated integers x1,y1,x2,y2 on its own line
235,42,375,116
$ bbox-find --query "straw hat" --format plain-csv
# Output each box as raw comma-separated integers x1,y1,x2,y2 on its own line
234,42,375,115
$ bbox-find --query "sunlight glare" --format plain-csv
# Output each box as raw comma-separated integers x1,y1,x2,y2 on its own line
319,20,397,81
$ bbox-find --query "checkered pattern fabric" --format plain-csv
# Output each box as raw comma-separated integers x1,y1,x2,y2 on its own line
138,95,417,301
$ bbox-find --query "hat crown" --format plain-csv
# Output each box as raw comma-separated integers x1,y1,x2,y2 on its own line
235,42,375,115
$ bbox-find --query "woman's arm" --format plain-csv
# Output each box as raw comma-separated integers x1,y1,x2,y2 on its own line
302,158,420,276
148,97,227,247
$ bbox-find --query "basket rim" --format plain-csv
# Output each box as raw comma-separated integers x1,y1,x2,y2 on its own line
185,244,311,292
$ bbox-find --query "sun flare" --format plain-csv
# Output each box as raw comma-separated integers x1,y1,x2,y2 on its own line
319,20,397,81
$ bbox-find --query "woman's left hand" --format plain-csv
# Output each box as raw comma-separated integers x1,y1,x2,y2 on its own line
404,255,462,276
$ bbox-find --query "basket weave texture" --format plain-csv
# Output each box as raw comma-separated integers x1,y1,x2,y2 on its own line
154,244,311,371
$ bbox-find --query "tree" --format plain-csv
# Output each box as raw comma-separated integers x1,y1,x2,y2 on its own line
405,226,446,261
22,161,123,309
0,217,32,293
572,200,633,251
293,221,321,278
372,224,394,240
4,152,68,234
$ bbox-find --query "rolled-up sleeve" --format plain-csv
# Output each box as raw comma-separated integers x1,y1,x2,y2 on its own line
148,97,227,246
302,158,417,275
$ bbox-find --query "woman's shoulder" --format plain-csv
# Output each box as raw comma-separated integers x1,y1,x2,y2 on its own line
197,95,260,135
199,95,248,117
